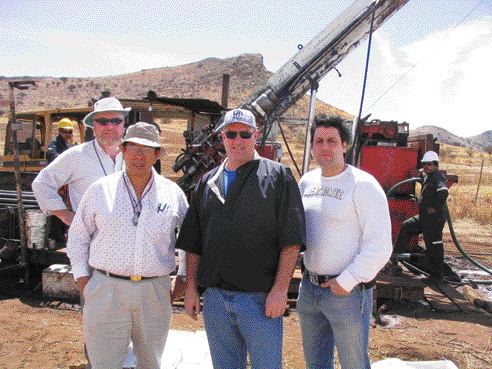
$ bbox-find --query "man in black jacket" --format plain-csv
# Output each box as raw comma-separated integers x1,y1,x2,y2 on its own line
46,118,75,163
176,108,305,369
394,150,449,280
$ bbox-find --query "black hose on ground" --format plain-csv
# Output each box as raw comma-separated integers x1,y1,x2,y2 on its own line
444,202,492,276
386,177,492,278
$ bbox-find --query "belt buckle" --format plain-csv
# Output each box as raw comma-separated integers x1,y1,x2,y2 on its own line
309,274,319,286
130,275,142,282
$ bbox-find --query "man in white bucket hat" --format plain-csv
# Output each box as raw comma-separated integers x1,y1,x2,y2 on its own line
32,96,132,368
33,97,131,221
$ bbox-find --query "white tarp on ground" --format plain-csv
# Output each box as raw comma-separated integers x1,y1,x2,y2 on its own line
373,358,459,369
123,329,213,369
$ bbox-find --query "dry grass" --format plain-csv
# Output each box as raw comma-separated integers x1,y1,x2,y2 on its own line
440,144,492,225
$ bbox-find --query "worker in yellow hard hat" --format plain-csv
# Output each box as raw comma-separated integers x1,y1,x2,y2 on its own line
46,118,75,163
44,118,77,246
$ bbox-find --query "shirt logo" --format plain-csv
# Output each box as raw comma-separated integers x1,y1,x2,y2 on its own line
304,185,344,200
157,203,168,213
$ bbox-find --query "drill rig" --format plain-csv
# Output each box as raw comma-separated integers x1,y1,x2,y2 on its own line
172,0,410,191
172,0,491,289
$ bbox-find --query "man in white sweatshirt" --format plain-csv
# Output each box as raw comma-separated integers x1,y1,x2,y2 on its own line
297,115,392,369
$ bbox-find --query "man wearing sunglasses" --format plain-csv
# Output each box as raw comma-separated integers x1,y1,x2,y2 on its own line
177,108,305,369
33,97,130,225
32,96,132,368
394,150,449,281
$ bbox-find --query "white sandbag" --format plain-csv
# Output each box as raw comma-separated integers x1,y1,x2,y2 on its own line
372,358,459,369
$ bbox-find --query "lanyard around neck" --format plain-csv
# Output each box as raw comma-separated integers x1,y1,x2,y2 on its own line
93,140,108,177
123,174,154,226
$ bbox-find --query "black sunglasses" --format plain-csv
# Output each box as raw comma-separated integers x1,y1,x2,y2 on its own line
94,117,124,126
224,130,254,140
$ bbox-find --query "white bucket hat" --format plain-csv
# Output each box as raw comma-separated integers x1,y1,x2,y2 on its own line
83,97,131,127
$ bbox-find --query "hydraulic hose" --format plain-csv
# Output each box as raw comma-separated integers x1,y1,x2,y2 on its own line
386,177,421,198
444,202,492,276
386,177,492,279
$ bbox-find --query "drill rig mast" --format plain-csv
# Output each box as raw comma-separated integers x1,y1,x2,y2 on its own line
174,0,409,190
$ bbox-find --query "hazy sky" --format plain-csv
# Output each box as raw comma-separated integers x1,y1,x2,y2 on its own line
2,0,491,137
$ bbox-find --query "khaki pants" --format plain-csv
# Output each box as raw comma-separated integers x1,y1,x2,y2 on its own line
83,270,172,369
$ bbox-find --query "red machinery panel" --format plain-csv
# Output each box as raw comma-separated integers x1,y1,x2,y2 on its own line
359,146,418,194
256,141,282,161
388,198,419,249
361,120,399,140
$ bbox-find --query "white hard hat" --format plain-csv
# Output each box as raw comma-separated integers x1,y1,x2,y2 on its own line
421,150,439,163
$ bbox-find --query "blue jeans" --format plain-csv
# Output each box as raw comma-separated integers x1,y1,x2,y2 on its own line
202,287,283,369
297,278,372,369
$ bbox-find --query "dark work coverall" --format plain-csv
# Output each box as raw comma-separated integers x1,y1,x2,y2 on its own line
395,170,449,277
46,135,71,243
46,135,70,164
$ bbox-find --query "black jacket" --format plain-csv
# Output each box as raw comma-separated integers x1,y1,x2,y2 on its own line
418,170,448,217
176,157,306,292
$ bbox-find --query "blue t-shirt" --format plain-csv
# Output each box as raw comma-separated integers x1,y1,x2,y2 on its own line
223,168,237,196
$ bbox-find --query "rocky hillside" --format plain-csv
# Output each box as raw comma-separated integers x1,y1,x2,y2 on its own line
411,125,491,152
468,130,492,151
0,53,350,119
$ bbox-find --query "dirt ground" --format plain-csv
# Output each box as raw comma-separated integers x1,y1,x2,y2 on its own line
0,296,490,369
0,220,491,369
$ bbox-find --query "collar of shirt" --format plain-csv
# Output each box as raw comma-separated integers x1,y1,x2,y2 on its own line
208,151,261,203
122,169,156,206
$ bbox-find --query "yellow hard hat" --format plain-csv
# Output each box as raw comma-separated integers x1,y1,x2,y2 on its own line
57,118,75,130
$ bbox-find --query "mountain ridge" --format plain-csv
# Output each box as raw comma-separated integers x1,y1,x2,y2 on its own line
411,125,491,151
1,54,490,150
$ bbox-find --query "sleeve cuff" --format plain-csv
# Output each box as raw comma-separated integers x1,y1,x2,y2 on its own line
71,264,91,280
337,270,360,292
38,199,68,215
177,250,186,276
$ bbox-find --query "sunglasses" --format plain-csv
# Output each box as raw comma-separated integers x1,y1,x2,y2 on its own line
94,118,124,126
224,130,254,140
60,129,73,134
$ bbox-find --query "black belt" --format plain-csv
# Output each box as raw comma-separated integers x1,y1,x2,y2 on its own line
305,270,339,286
95,268,158,282
305,270,376,289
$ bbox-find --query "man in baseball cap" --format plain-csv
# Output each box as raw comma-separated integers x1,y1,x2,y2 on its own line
177,108,305,368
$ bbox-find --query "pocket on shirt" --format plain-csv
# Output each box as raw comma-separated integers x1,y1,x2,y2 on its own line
144,208,178,250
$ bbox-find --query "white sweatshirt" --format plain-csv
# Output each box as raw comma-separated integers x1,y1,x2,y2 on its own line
299,165,392,292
